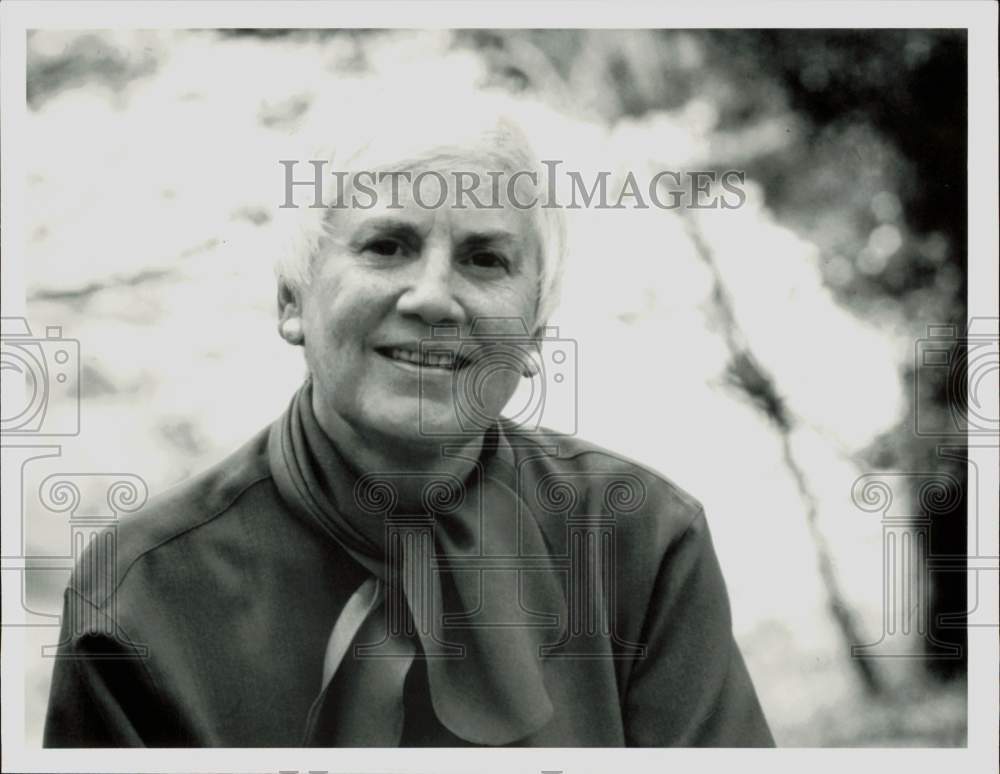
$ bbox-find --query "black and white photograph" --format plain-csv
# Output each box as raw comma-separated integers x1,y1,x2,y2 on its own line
1,2,997,771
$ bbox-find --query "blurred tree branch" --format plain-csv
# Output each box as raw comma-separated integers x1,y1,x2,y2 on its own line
684,215,886,696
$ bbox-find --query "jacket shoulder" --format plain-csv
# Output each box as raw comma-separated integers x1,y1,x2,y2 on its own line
503,424,706,550
68,426,274,607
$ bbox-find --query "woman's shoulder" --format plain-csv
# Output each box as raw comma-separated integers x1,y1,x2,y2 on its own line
501,422,707,556
66,426,278,610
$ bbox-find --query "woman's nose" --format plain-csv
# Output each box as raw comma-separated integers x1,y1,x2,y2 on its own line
395,250,465,325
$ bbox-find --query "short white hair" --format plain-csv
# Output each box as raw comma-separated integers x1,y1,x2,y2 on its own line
275,81,567,329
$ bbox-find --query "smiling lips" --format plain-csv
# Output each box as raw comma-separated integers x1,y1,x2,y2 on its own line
378,346,466,371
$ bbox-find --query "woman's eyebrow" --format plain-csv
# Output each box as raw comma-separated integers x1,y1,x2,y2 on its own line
350,217,424,246
458,230,521,250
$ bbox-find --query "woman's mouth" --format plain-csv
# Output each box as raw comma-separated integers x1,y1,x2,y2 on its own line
376,346,466,371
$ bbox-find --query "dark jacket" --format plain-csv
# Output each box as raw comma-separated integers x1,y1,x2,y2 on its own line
43,417,774,747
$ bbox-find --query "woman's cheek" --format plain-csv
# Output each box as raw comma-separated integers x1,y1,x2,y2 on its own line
478,284,538,327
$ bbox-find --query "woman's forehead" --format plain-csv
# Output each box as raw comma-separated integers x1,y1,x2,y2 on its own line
334,168,543,244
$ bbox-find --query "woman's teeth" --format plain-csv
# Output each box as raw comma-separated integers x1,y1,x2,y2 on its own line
387,347,456,369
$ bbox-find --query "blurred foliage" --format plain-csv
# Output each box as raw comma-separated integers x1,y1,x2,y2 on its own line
27,30,161,107
713,30,969,678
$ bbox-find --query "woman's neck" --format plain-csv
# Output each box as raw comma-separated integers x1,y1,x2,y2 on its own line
311,393,486,508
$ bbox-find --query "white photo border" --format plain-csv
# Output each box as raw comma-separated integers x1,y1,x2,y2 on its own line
2,2,997,773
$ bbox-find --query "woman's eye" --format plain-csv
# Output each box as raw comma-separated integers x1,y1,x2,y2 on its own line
464,251,509,271
365,239,405,257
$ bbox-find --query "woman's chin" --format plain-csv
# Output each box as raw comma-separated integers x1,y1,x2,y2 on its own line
359,404,483,446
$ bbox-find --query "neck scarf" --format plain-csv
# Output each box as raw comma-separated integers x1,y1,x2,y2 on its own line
268,381,565,745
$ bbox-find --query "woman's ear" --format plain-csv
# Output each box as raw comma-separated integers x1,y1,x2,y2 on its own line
521,322,547,378
277,280,305,346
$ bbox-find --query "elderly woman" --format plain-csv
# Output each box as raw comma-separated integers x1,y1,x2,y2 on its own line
43,86,773,748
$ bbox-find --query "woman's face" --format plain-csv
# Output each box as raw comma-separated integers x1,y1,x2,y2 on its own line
292,173,542,446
